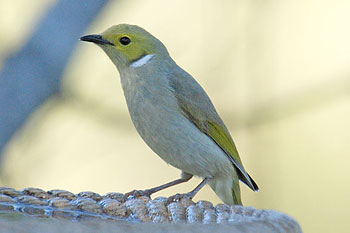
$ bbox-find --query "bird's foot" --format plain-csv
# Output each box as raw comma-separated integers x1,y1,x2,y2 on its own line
122,189,152,202
166,192,194,205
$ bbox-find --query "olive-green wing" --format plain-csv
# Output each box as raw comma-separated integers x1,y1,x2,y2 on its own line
169,69,258,191
205,121,258,191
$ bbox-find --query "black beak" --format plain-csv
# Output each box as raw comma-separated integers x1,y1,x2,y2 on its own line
80,34,114,46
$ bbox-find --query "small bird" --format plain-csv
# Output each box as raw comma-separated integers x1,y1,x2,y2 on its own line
80,24,258,205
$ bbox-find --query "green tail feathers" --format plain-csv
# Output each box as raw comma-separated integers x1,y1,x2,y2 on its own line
232,180,242,205
208,177,242,205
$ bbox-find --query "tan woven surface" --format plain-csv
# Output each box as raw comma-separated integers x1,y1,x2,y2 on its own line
0,187,302,233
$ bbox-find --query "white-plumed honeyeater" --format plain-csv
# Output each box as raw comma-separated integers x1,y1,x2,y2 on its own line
80,24,258,205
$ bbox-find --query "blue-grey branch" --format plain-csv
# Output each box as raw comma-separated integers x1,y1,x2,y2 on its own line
0,0,110,157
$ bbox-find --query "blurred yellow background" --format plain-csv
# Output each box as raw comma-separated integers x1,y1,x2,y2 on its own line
1,0,350,232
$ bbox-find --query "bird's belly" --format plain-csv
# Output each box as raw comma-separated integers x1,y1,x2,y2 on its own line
127,96,234,178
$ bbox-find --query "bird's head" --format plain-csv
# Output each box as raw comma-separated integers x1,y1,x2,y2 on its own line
80,24,169,69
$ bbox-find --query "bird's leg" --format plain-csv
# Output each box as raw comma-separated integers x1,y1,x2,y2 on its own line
167,177,212,204
123,172,193,201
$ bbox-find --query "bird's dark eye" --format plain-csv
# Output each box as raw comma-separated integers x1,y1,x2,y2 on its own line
119,36,131,45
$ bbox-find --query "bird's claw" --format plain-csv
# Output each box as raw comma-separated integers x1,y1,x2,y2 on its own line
122,189,152,202
166,193,193,205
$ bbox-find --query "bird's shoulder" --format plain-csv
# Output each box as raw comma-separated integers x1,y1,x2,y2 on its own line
167,67,241,163
167,67,221,124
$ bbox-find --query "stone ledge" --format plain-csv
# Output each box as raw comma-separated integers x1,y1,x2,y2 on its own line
0,187,302,233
